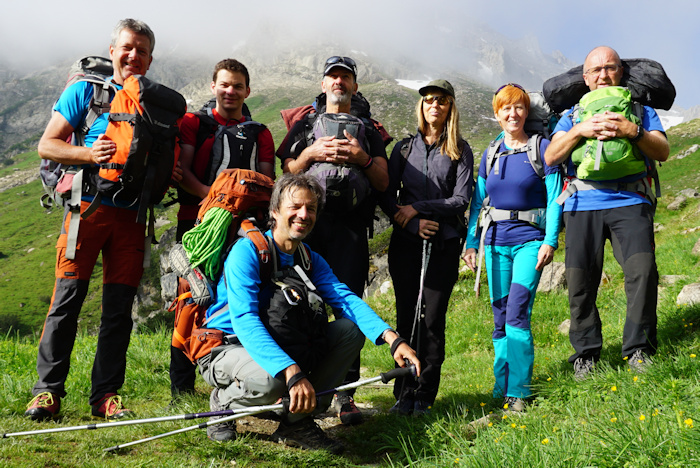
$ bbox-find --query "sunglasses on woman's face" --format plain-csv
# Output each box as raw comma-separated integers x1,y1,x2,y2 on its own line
423,95,450,105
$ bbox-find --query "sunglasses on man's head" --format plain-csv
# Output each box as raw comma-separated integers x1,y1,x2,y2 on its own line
423,95,451,105
494,83,525,96
325,56,357,72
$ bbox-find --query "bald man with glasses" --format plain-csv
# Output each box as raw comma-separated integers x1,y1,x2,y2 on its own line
545,46,669,380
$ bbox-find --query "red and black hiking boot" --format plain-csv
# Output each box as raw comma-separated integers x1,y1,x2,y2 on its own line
91,393,134,421
332,393,363,425
25,392,61,421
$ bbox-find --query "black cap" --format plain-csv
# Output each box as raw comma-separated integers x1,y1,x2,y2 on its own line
323,56,357,78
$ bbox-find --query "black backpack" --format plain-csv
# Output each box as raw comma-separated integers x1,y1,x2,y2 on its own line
177,99,264,206
543,58,676,113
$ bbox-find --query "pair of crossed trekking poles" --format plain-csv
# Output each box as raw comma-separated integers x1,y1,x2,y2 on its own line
3,366,416,452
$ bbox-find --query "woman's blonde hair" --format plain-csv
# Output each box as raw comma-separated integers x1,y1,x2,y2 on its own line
416,95,462,161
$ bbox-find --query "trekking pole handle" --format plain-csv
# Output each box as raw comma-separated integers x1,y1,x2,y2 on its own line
380,365,417,384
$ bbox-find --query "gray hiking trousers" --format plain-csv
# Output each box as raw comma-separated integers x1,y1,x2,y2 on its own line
198,318,365,424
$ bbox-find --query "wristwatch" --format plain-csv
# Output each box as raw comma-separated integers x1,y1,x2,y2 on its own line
630,124,645,143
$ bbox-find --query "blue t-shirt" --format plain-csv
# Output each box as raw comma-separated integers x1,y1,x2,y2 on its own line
466,138,562,248
53,79,120,148
551,104,665,212
205,232,391,378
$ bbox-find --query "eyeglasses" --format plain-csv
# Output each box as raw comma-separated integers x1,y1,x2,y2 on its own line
584,64,621,76
325,56,357,73
494,83,525,96
423,95,451,106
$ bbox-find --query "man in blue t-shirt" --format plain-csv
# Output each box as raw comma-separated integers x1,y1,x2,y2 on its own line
545,46,670,379
25,19,156,422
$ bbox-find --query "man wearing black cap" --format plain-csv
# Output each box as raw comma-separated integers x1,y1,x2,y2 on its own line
278,56,389,425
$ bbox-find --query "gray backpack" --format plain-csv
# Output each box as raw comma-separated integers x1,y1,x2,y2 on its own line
305,113,372,213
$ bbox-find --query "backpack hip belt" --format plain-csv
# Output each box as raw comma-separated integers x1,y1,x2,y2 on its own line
471,204,546,294
555,177,653,206
482,206,546,227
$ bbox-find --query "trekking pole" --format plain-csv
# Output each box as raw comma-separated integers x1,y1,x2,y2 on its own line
102,366,416,452
408,239,431,368
103,405,279,452
1,404,286,439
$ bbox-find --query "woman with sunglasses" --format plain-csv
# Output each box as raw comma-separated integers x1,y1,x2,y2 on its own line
381,79,473,416
463,84,562,412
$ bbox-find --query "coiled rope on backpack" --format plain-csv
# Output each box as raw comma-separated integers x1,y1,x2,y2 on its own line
181,207,232,279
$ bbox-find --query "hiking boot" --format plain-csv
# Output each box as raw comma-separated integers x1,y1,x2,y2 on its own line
413,400,432,417
332,393,363,425
503,397,526,413
573,357,595,380
389,398,414,416
91,393,134,421
272,417,344,454
25,392,61,421
628,349,652,373
206,388,236,441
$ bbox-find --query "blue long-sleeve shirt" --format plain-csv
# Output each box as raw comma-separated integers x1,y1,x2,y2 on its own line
205,231,391,379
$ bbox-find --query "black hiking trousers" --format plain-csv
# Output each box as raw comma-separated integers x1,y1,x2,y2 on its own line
564,203,658,363
304,211,370,396
389,232,461,405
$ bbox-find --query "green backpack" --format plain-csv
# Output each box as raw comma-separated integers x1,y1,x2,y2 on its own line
571,86,646,181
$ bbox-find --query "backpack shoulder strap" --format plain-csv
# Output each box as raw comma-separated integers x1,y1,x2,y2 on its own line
525,134,545,179
304,112,318,148
485,139,503,178
74,76,118,146
397,135,414,180
193,110,220,153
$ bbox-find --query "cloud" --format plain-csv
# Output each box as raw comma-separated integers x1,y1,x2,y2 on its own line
2,0,698,108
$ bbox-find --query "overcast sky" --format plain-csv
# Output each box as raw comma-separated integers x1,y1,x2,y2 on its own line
2,0,697,108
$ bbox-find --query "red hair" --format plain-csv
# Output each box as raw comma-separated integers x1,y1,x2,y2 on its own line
492,85,530,114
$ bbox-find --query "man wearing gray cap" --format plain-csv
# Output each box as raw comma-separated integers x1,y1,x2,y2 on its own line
278,56,389,425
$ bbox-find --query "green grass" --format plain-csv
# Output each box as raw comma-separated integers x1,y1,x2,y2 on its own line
0,121,699,466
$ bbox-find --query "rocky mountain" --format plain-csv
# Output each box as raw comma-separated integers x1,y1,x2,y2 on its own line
0,19,577,161
1,19,691,162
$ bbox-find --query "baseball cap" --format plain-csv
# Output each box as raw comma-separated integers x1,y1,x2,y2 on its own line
323,56,357,78
419,79,455,98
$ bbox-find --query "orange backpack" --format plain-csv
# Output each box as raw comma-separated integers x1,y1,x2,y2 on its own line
169,169,274,363
87,74,186,224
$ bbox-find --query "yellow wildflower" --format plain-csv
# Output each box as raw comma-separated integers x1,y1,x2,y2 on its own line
611,386,617,392
639,414,646,421
685,418,694,428
610,417,618,423
541,438,549,445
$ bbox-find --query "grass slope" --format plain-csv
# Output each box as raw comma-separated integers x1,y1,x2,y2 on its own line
0,122,699,466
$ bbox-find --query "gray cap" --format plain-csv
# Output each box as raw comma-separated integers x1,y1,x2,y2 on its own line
419,79,455,98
